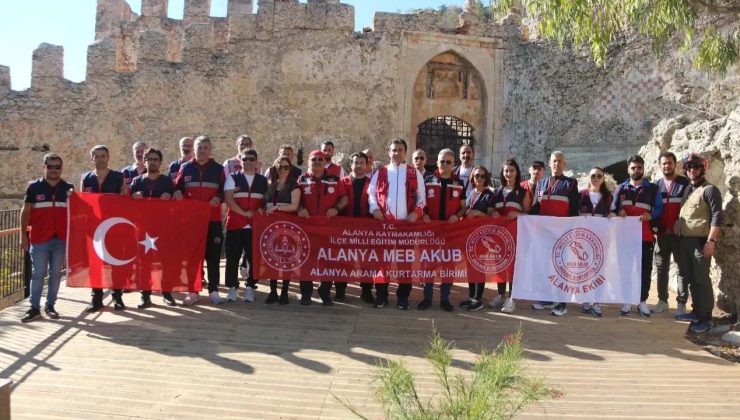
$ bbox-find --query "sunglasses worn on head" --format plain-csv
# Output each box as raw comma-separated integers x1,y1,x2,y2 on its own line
46,164,62,170
439,160,453,165
686,163,701,170
590,173,603,179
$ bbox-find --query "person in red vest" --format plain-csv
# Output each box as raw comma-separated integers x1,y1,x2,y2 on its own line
224,148,268,304
489,158,531,314
612,155,663,317
530,151,580,316
320,140,346,178
418,148,466,312
20,153,74,322
653,151,690,315
130,148,177,308
297,150,348,305
340,151,373,303
520,160,545,202
367,138,426,309
174,135,226,306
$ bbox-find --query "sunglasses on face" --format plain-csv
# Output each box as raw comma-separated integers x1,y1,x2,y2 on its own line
413,156,426,161
45,164,62,170
241,157,257,162
145,157,161,162
473,174,486,179
278,165,291,170
686,163,701,170
439,160,453,165
310,158,324,162
590,173,603,179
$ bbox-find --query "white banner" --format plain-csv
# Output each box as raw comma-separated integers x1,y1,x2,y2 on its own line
512,216,642,304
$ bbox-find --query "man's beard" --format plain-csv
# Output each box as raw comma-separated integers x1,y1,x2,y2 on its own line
630,173,643,181
662,169,675,177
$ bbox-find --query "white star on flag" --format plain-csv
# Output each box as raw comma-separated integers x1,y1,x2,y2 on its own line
139,233,159,254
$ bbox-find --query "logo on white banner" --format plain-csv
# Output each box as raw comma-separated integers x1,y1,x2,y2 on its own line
550,228,605,293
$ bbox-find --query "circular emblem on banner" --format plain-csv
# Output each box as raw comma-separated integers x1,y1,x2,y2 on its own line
552,228,604,284
466,225,515,274
260,221,310,271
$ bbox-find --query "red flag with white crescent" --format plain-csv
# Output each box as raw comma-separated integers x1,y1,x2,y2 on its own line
66,192,210,291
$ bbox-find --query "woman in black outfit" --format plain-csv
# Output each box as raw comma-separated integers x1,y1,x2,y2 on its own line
263,156,302,304
462,165,495,311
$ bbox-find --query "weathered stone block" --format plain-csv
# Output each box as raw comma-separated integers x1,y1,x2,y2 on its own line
86,38,118,78
138,30,169,63
274,1,305,31
305,1,326,30
373,12,403,33
256,1,274,40
184,23,213,51
0,65,9,98
213,18,230,52
228,0,253,16
31,43,64,90
325,3,353,31
229,14,257,41
95,0,128,40
141,0,168,17
185,0,211,25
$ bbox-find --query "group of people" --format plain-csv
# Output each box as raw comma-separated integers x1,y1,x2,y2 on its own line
19,134,723,333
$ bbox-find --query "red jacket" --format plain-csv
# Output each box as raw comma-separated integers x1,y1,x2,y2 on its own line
298,172,346,216
175,158,225,222
340,175,370,217
424,171,464,220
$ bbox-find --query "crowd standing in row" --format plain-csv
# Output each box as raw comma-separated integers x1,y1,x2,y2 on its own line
19,135,723,333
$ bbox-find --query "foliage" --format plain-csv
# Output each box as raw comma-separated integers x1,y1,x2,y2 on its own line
517,0,739,74
335,328,557,420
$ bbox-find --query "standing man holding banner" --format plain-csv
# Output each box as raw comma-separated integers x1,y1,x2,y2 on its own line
130,148,178,308
81,145,126,312
653,151,690,315
675,153,723,333
340,152,373,303
418,149,466,312
613,155,663,317
20,153,74,322
297,150,348,305
368,138,426,310
530,150,579,316
174,136,226,306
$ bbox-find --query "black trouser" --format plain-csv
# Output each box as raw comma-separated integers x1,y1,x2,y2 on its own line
677,236,714,323
468,282,485,301
225,229,256,289
334,282,347,298
141,291,173,300
300,281,332,300
375,283,412,302
640,241,655,302
655,234,688,304
270,279,290,294
205,221,223,293
497,282,512,296
360,282,374,296
91,288,122,304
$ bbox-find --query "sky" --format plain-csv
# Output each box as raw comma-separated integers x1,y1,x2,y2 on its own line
0,0,466,90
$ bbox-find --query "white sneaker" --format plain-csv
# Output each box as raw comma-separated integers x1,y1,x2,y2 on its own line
209,291,224,305
652,300,669,314
501,298,516,313
244,286,255,303
532,301,556,310
581,303,592,313
551,302,567,316
488,295,504,308
183,292,200,306
638,301,651,317
620,304,631,316
239,266,248,279
675,302,687,316
226,287,237,302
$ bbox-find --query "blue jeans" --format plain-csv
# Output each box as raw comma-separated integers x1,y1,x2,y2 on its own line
29,237,65,310
423,283,451,302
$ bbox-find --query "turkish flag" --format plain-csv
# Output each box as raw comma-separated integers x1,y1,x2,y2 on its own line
66,192,210,292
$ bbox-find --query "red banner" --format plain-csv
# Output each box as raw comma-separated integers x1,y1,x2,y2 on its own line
66,192,210,291
252,214,517,283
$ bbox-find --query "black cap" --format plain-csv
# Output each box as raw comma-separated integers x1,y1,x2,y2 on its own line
532,160,545,168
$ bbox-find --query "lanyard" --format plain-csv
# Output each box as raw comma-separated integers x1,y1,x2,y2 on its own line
660,178,678,202
468,189,487,211
545,176,562,202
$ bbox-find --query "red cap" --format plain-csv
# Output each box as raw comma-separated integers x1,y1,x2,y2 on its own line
309,150,325,160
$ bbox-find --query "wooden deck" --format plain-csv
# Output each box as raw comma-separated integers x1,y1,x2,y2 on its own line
1,274,739,419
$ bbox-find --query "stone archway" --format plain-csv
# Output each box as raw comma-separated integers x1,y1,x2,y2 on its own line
409,51,487,166
416,115,474,171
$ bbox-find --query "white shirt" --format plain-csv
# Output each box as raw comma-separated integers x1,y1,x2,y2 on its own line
589,191,602,207
368,163,426,220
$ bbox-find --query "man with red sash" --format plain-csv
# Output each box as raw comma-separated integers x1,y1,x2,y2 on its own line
653,151,690,315
418,148,466,312
612,155,663,317
130,148,178,308
224,149,268,304
297,150,348,305
340,152,373,303
530,151,579,316
367,138,426,309
320,140,345,178
174,135,226,306
20,153,74,322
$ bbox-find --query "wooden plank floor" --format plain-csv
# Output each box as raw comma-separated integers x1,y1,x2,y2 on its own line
1,272,739,419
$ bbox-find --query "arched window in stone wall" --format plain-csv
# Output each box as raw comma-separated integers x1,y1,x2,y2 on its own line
416,116,474,171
